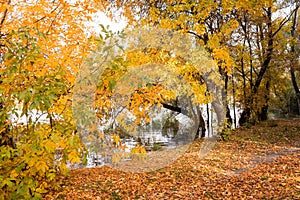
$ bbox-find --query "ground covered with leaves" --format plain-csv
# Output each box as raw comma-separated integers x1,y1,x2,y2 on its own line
45,119,300,199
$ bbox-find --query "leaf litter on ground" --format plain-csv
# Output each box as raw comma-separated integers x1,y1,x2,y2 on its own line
45,119,300,199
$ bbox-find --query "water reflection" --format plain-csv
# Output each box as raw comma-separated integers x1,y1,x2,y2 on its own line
85,113,195,168
80,104,240,168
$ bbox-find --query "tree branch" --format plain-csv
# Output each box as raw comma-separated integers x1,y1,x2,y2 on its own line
0,0,11,32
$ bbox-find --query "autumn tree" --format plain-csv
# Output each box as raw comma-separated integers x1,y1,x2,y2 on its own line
0,0,102,198
101,0,239,139
230,0,299,124
108,0,300,126
93,46,210,140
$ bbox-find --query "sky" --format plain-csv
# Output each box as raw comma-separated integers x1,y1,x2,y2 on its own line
88,11,127,34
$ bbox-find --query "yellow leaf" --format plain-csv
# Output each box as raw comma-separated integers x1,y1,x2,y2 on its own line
35,161,48,174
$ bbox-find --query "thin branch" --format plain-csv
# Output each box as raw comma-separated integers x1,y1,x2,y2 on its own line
46,6,64,35
0,0,11,32
34,2,61,24
272,5,299,37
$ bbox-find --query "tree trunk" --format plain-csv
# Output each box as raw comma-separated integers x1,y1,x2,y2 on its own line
290,65,300,115
161,99,206,140
290,5,300,115
224,73,232,128
259,80,270,121
252,7,273,95
239,107,251,126
239,39,250,126
194,105,206,140
202,74,225,134
240,7,274,125
232,75,237,128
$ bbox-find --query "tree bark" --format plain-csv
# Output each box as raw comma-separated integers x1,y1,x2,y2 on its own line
202,74,225,133
161,100,206,140
224,73,232,127
252,7,273,95
194,105,206,140
290,5,300,115
259,80,270,121
291,68,300,115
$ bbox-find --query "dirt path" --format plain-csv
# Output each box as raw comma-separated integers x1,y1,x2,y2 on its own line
225,147,300,177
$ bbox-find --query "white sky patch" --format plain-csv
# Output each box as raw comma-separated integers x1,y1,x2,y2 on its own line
87,11,127,35
273,2,297,21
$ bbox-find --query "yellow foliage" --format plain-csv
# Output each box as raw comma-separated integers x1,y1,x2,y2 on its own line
113,133,121,147
94,45,210,131
130,145,147,161
0,1,101,198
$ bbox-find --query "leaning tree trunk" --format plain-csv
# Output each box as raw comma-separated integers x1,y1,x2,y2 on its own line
290,5,300,115
161,96,207,140
291,68,300,115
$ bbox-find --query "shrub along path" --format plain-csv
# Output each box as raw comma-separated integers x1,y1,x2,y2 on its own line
45,119,300,199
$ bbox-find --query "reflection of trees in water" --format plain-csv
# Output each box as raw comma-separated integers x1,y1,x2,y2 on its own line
85,109,196,167
162,113,179,138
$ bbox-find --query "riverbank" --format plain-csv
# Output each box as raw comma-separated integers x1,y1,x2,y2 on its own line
45,119,300,199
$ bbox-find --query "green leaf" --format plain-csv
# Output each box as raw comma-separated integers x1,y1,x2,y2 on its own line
108,79,116,91
19,90,27,100
29,102,35,110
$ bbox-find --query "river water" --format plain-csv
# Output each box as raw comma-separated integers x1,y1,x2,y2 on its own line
83,104,242,168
